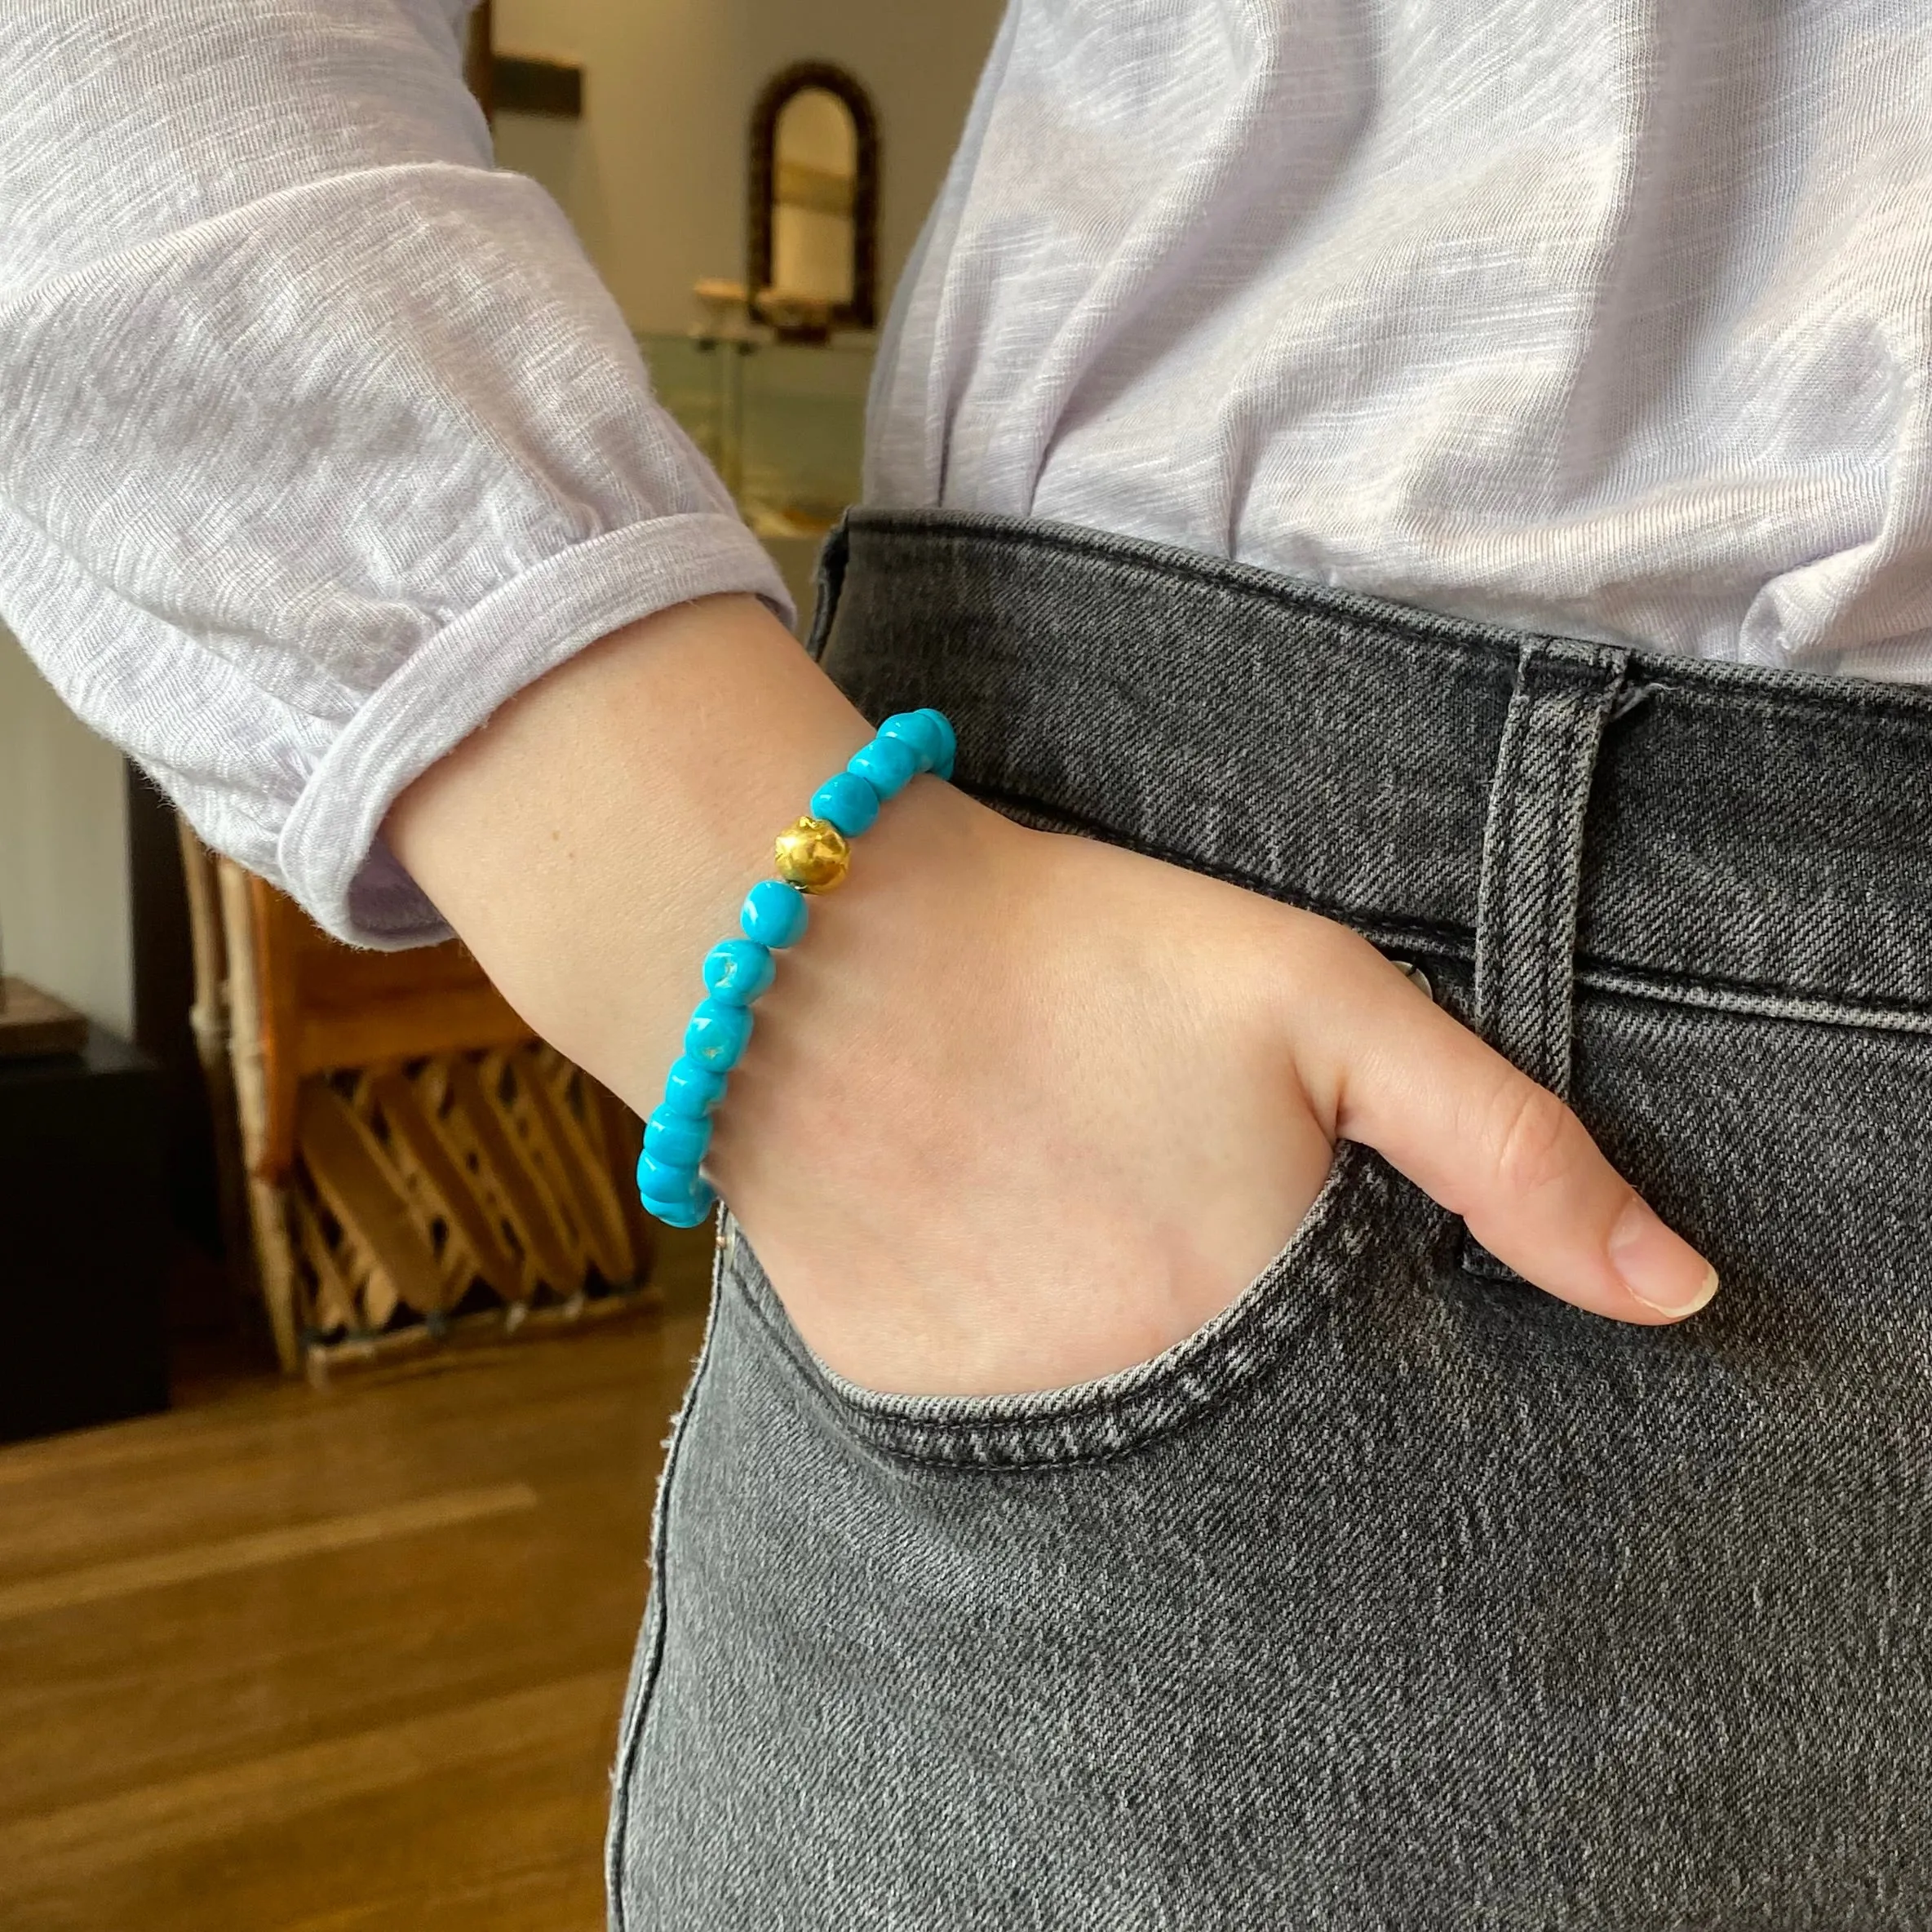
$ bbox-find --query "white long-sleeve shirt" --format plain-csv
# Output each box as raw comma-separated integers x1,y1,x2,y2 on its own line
6,2,1930,947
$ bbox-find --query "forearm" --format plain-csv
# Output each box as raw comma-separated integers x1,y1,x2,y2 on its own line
384,596,960,1113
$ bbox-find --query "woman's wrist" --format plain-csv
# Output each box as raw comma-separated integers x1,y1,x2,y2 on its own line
385,593,886,1113
634,706,959,1224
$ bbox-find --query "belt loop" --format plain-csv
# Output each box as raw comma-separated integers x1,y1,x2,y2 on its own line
1461,636,1628,1281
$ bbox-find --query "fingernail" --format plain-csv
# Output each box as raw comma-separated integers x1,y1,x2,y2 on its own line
1608,1198,1720,1318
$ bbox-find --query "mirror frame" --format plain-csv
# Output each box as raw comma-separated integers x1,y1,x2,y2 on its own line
747,61,880,336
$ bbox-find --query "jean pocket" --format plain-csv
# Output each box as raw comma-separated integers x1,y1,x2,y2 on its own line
725,1139,1400,1472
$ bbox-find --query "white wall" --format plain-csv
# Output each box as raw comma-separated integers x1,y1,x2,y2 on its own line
492,0,1006,334
0,627,133,1037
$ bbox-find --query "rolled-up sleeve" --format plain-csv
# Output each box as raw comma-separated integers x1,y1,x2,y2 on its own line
0,0,790,946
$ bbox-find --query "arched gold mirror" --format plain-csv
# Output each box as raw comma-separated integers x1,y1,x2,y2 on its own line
748,63,879,341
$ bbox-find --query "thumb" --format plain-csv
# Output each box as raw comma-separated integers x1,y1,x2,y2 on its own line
1289,923,1719,1326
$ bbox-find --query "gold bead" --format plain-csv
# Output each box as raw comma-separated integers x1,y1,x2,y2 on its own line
773,815,851,894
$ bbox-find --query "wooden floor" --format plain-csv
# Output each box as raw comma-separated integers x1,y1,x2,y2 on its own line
0,1230,714,1932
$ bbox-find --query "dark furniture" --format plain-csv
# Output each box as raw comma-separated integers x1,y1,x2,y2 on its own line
0,1027,169,1442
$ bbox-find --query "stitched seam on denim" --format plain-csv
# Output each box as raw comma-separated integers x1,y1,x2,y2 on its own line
1622,671,1932,732
985,786,1932,1022
846,508,1932,733
737,1150,1375,1435
856,1296,1362,1477
731,1148,1394,1469
1534,733,1561,1083
1535,689,1575,1082
1575,958,1932,1017
833,1163,1387,1462
1535,676,1597,1092
1564,664,1627,1047
1474,645,1535,1059
1566,681,1611,1043
746,1289,1365,1482
855,1288,1369,1467
849,618,1932,1024
846,1302,1354,1473
1575,964,1932,1032
603,1230,729,1928
1527,685,1566,1084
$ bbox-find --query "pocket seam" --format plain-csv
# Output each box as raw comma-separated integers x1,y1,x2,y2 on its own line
604,1236,729,1926
730,1141,1398,1472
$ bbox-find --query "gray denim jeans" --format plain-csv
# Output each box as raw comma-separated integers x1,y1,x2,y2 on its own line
609,510,1932,1929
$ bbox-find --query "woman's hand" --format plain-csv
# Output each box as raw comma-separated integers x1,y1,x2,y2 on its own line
710,783,1717,1393
390,596,1717,1398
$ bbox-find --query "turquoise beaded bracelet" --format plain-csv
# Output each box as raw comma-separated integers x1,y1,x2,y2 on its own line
636,708,957,1227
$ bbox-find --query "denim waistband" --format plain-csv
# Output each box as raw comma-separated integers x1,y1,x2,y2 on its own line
813,508,1932,1030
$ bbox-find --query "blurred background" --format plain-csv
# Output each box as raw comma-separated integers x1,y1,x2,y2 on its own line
0,3,1002,1925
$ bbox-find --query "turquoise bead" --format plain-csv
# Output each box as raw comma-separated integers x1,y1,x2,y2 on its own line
702,937,776,1005
848,733,919,800
648,711,955,1219
636,1150,706,1204
636,1154,716,1225
740,878,809,948
648,1188,716,1229
685,998,753,1070
645,1106,711,1167
879,710,946,773
810,769,881,837
918,708,957,780
636,1150,689,1196
662,1056,727,1116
